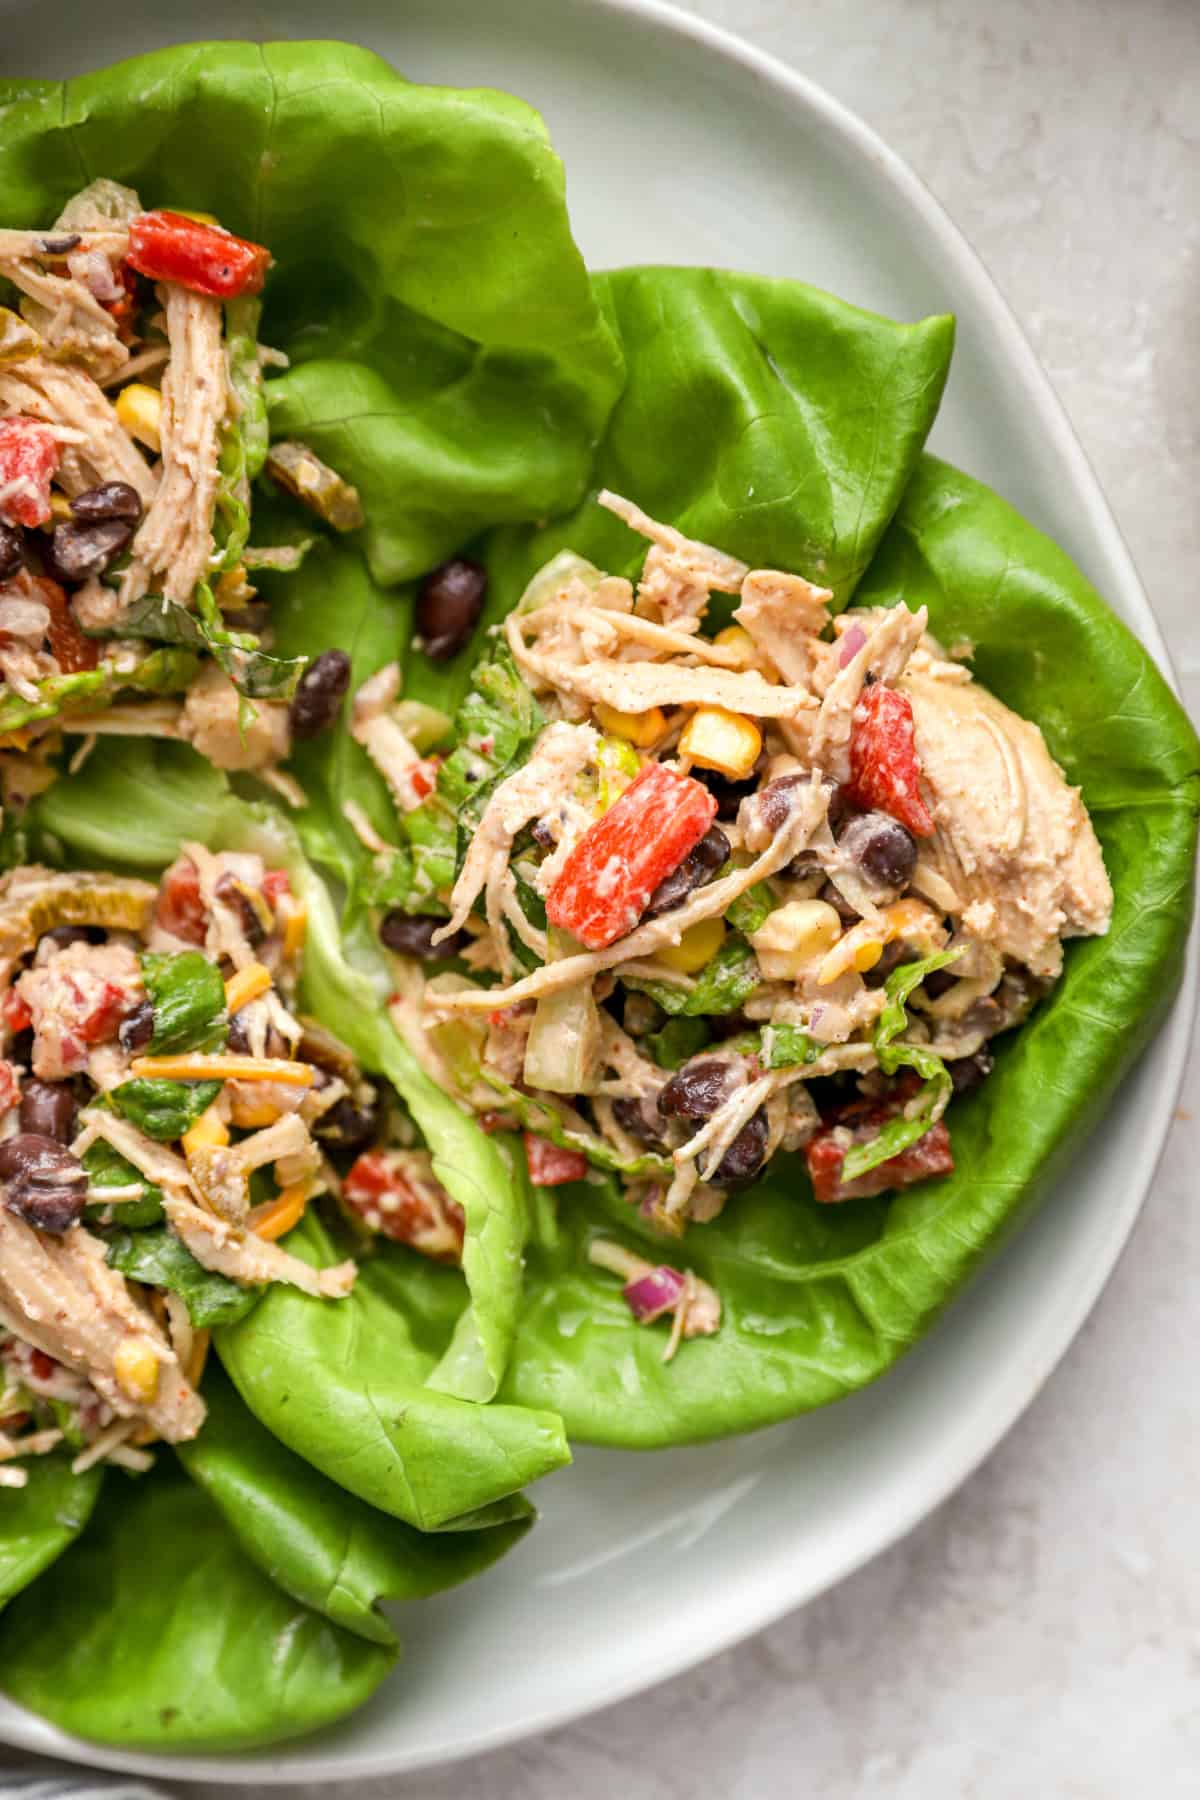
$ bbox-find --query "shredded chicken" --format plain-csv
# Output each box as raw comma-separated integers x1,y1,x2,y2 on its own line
0,256,129,381
436,720,599,943
735,568,832,686
0,1214,204,1442
0,355,156,503
179,665,292,772
599,490,748,632
187,1112,318,1224
901,662,1113,978
162,1194,355,1299
808,603,929,780
121,284,229,607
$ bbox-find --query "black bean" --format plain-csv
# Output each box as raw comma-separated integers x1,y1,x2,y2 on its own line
18,1079,77,1144
227,1011,251,1054
819,879,860,927
862,941,908,988
644,825,730,919
36,234,81,255
289,649,351,741
313,1095,378,1152
214,873,266,948
0,523,23,582
70,482,143,526
612,1096,667,1148
696,766,761,822
837,810,917,892
417,557,487,661
530,817,557,850
379,911,468,960
753,774,809,835
118,999,155,1052
0,1133,87,1234
43,518,134,586
950,1050,994,1097
41,924,104,951
922,966,959,1000
657,1056,736,1122
710,1108,768,1184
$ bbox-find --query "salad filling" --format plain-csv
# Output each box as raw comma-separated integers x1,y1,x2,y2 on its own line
0,850,463,1485
364,493,1113,1353
0,181,362,807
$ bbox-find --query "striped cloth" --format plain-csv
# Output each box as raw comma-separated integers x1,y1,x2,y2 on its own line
0,1765,167,1799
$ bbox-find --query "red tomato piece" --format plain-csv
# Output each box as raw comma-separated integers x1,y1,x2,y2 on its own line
127,211,272,299
0,1059,19,1113
76,979,128,1047
846,681,933,838
0,417,61,529
343,1149,465,1261
34,577,99,673
546,763,719,950
806,1115,953,1203
155,856,208,945
2,988,31,1034
261,869,292,906
524,1132,588,1187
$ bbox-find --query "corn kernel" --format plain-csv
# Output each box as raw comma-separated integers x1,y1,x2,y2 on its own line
282,903,308,961
657,914,726,974
48,491,73,522
713,625,759,669
182,1105,229,1156
852,941,884,974
816,898,946,987
114,1337,160,1406
0,728,33,751
679,706,762,780
115,382,163,454
594,700,667,748
224,962,272,1014
169,209,221,227
251,1184,310,1242
749,899,841,981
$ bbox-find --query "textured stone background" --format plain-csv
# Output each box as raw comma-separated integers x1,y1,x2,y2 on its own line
210,2,1200,1794
13,1,1199,1795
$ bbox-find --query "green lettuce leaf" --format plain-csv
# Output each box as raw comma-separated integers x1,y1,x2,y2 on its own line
176,1363,532,1646
104,1226,259,1328
0,1465,395,1749
82,1138,164,1228
0,648,198,735
107,1078,222,1142
0,1455,103,1609
624,935,760,1018
496,454,1199,1445
0,41,622,590
216,1212,569,1530
141,949,228,1055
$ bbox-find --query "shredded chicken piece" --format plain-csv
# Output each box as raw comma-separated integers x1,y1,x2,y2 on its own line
429,774,827,1014
0,1216,204,1442
735,569,832,686
179,665,291,772
524,602,753,669
0,256,128,381
599,490,748,632
121,284,229,607
162,1194,355,1299
508,611,811,720
900,663,1113,978
0,355,155,503
808,603,929,781
435,721,599,943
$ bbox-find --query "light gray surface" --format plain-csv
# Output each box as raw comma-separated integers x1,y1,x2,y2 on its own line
9,0,1197,1793
212,3,1196,1795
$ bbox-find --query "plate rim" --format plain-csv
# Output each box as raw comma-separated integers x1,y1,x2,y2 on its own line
1,0,1195,1780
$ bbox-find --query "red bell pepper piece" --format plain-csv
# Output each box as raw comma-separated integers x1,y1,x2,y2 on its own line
805,1110,953,1203
155,856,208,946
2,988,31,1035
546,762,718,950
0,417,61,529
343,1149,465,1259
33,577,98,673
846,681,933,838
127,211,272,300
523,1132,589,1187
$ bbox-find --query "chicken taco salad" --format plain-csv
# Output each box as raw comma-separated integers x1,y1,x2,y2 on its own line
0,37,1194,1757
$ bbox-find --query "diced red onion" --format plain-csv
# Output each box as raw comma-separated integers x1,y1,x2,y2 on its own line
623,1264,686,1323
838,623,867,668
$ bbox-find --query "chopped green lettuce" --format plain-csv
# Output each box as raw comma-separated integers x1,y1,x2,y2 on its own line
104,1226,259,1328
141,951,228,1056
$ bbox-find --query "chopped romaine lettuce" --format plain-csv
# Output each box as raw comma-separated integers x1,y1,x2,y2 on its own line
82,1139,164,1229
104,1225,258,1326
106,1079,223,1142
140,951,229,1056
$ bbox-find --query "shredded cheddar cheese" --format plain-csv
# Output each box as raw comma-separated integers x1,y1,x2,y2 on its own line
250,1184,310,1241
223,962,272,1013
129,1053,315,1087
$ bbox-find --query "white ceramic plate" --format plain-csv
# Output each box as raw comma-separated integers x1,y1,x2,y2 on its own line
0,0,1194,1781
